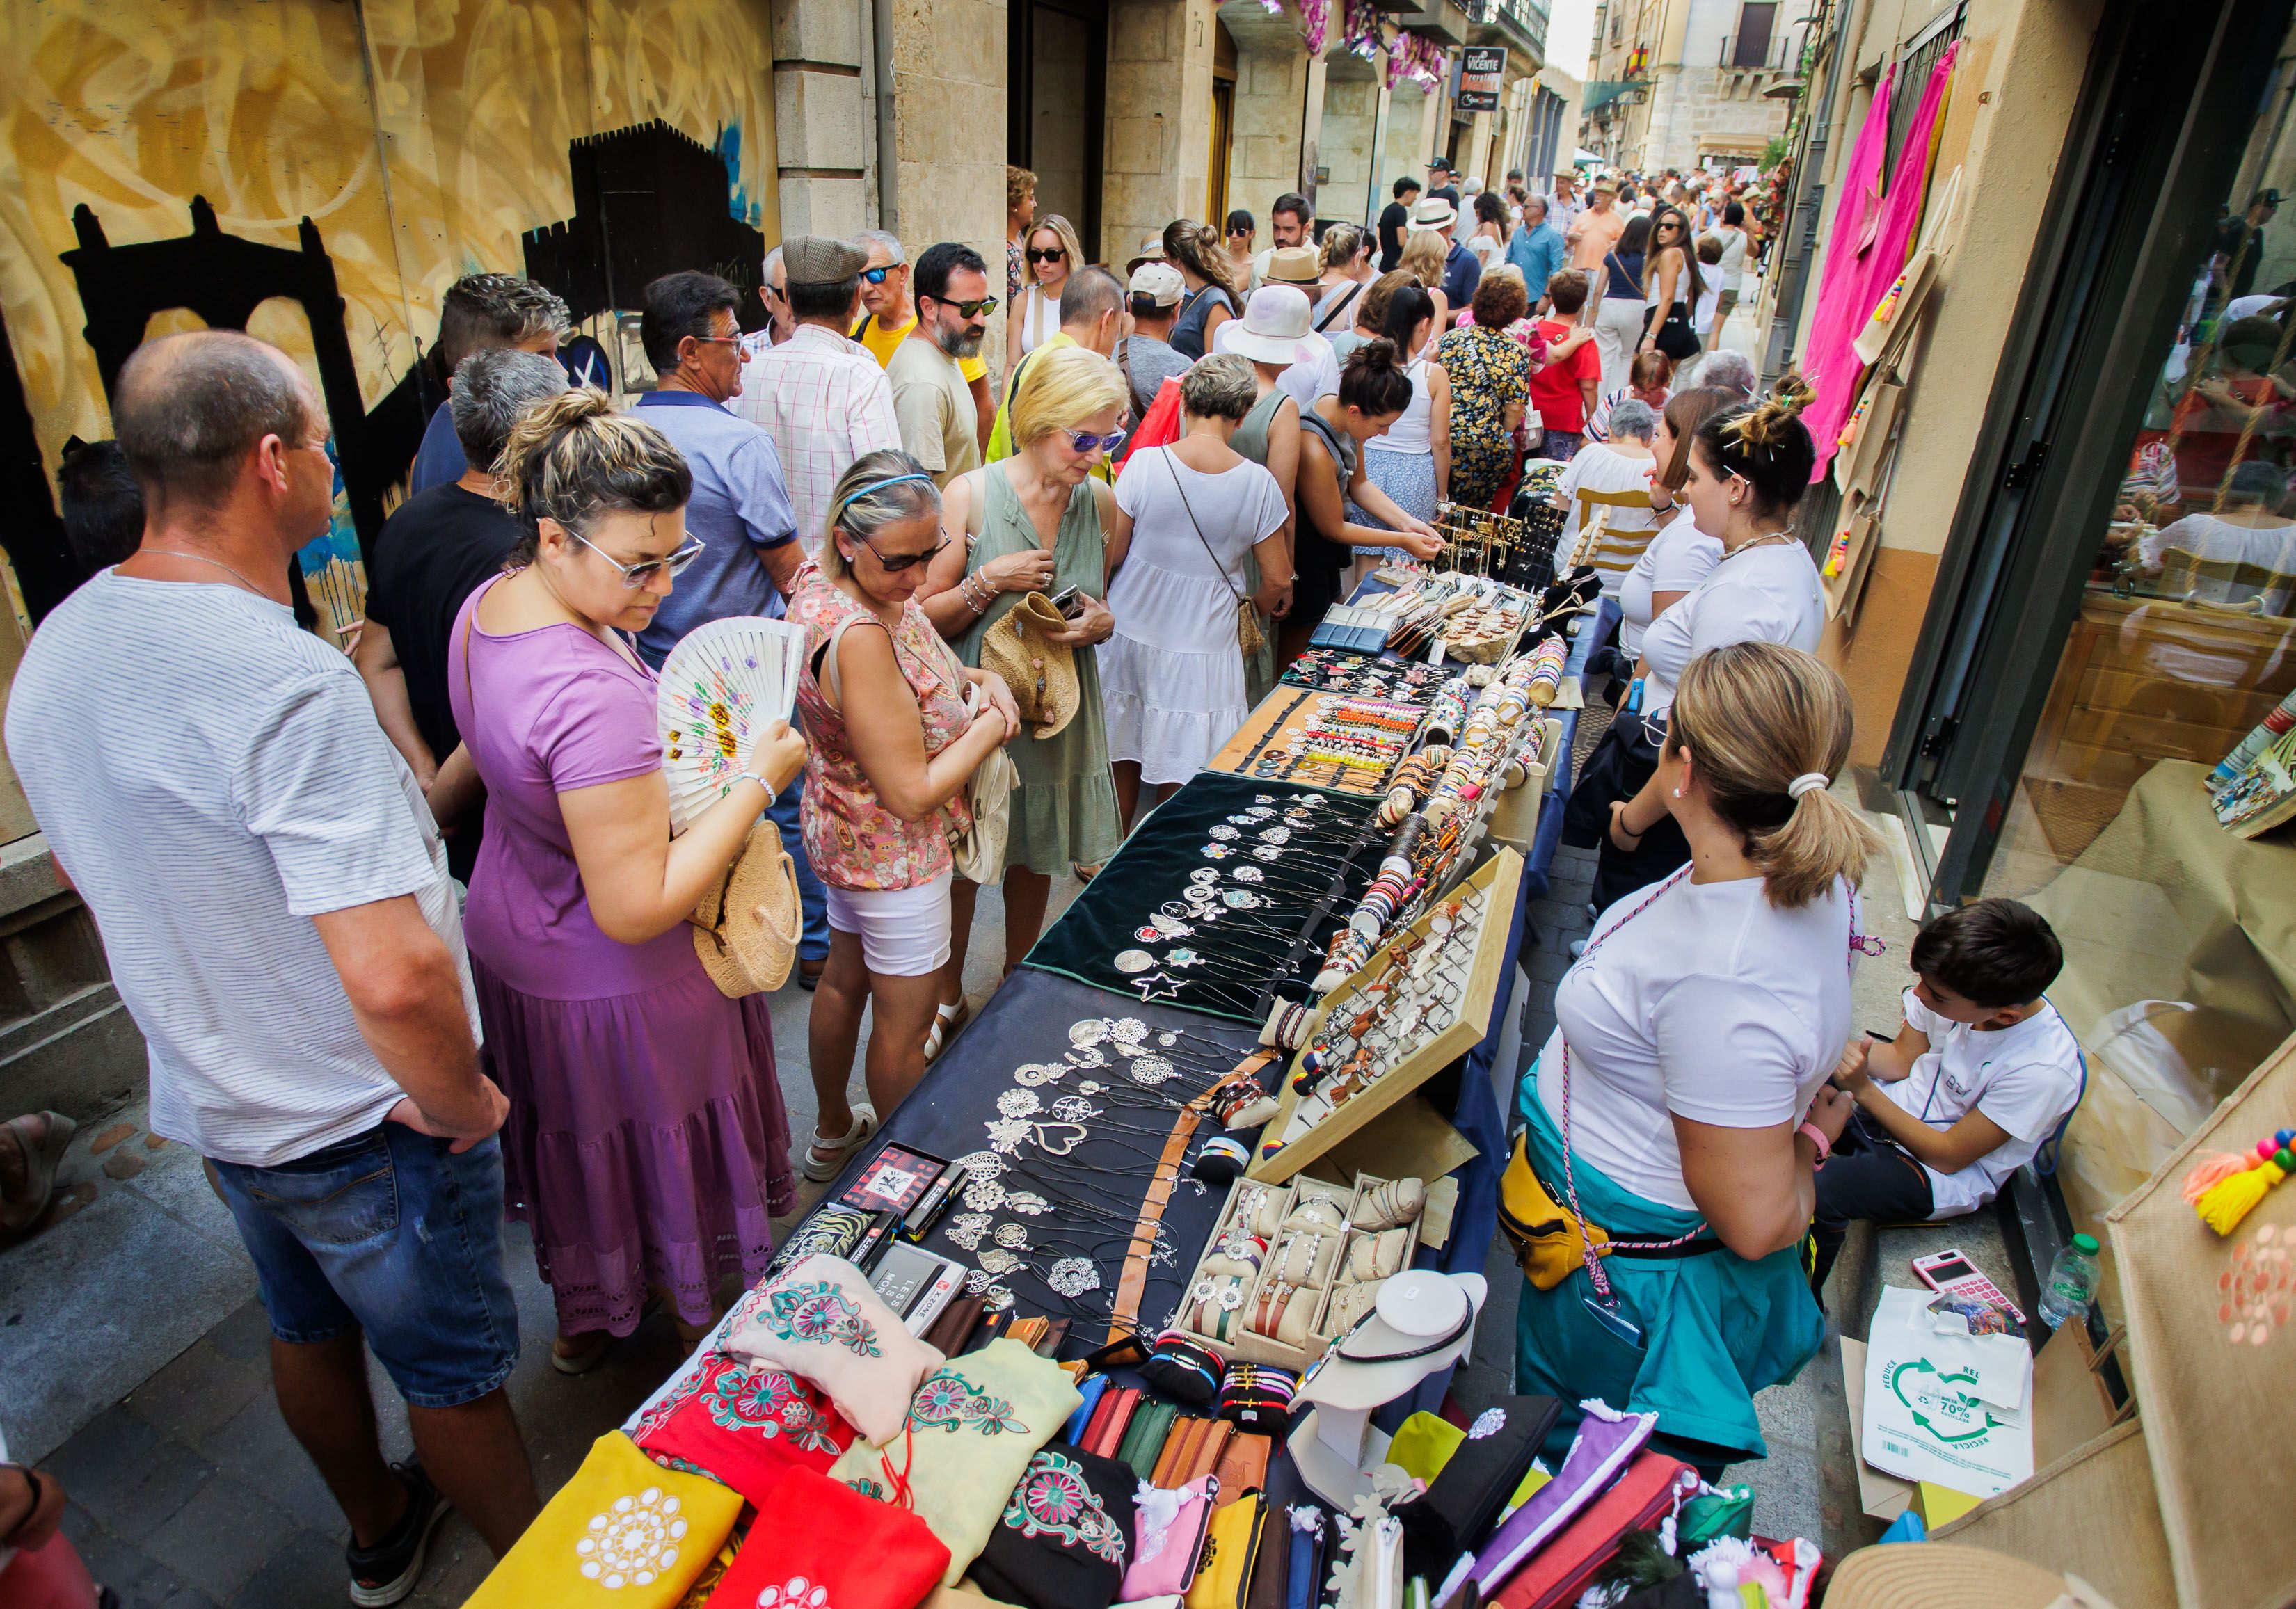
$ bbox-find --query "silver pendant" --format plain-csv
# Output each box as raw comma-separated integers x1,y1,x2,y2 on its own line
1115,950,1156,973
1225,888,1261,908
953,1150,1007,1179
1259,825,1292,844
1051,1096,1101,1123
1069,1018,1111,1046
985,1116,1031,1153
1201,844,1231,860
978,1247,1021,1275
1129,1054,1177,1085
963,1176,1007,1212
1190,868,1221,886
984,1283,1014,1313
1078,1080,1106,1095
1253,844,1284,862
1158,1033,1178,1048
1111,1017,1149,1043
1209,824,1240,841
1067,1045,1108,1068
1032,1121,1087,1157
1012,1061,1064,1087
1233,865,1266,883
994,1223,1031,1249
1048,1257,1101,1297
1006,1190,1051,1215
948,1212,992,1250
1149,913,1193,938
964,1267,995,1295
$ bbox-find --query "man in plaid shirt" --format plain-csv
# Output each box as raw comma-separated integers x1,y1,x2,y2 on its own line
736,235,904,552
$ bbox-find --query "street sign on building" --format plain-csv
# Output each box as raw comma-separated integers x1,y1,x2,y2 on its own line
1457,46,1506,111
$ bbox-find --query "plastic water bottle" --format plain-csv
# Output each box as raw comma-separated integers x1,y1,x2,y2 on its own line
2037,1233,2100,1329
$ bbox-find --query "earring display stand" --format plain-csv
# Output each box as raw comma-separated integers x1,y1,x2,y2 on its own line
1250,849,1523,1184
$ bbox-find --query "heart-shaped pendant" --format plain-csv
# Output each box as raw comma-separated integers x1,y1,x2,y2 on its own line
1032,1122,1087,1157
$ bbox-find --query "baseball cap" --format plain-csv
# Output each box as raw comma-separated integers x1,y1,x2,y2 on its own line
1128,262,1185,306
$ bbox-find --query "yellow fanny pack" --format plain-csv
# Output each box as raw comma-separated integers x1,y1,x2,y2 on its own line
1498,1130,1609,1291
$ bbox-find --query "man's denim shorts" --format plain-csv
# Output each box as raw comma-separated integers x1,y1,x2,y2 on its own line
210,1123,520,1409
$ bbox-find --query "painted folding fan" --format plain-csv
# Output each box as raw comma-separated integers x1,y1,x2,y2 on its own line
657,615,808,833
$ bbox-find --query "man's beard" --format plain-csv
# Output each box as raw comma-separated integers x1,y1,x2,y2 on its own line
934,321,984,360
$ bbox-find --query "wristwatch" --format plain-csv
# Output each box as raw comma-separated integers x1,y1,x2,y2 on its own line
1796,1119,1833,1167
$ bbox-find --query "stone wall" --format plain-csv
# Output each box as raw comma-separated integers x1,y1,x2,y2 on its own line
1222,6,1309,228
1384,79,1436,208
1643,63,1787,171
1319,56,1384,230
774,0,872,237
891,0,1010,273
1104,0,1220,263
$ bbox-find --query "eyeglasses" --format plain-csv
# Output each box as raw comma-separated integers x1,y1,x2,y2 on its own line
862,265,898,284
851,530,951,572
933,296,999,319
1026,248,1067,264
571,529,708,588
1064,429,1125,456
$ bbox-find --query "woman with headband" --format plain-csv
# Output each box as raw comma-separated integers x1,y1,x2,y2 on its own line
786,451,1021,1179
447,390,811,1370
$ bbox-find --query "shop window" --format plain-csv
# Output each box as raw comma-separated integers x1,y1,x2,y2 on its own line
1972,11,2296,1259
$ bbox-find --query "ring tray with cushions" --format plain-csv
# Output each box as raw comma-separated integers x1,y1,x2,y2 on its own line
1174,1172,1428,1371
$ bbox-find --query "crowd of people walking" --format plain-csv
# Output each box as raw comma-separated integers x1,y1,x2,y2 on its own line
1,154,1814,1604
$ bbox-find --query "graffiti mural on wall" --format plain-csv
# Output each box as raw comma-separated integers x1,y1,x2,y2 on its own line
0,0,783,630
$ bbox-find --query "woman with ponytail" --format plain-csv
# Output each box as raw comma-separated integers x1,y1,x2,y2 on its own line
449,390,811,1368
1600,376,1826,904
1513,641,1876,1473
1164,220,1241,360
1286,338,1444,659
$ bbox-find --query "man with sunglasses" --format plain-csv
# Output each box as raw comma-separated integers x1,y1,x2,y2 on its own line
851,230,995,451
633,271,830,982
887,243,997,490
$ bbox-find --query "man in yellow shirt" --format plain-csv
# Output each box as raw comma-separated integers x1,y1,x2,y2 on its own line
852,230,994,449
984,266,1125,474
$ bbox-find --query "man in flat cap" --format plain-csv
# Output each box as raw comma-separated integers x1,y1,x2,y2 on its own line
736,235,905,552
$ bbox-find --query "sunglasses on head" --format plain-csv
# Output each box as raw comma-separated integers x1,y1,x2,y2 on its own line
848,529,951,572
934,296,999,319
1064,428,1125,455
1027,247,1067,263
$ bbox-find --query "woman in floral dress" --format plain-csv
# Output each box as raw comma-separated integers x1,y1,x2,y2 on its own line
1435,271,1538,512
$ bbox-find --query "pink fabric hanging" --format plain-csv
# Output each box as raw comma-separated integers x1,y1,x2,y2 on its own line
1805,42,1961,477
1794,65,1895,476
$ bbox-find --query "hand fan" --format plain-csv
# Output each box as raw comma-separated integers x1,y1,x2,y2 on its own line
657,615,808,833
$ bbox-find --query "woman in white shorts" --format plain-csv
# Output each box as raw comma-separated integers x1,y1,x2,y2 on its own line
788,451,1020,1180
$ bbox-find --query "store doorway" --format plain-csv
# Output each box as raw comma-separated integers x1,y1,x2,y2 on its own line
1009,0,1107,260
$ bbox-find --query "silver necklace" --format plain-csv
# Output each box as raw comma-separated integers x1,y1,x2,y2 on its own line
139,549,269,595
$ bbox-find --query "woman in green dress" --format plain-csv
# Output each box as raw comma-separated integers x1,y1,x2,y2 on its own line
921,345,1129,1046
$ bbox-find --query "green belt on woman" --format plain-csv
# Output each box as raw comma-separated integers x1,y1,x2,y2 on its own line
1510,1058,1825,1465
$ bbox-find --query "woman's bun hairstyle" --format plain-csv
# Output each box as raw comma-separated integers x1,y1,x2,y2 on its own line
495,387,689,567
1693,374,1817,520
1339,337,1414,417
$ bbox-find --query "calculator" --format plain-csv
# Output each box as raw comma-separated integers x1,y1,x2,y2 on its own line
1911,1247,2027,1326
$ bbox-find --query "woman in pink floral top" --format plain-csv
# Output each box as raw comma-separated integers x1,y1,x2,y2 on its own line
789,451,1019,1178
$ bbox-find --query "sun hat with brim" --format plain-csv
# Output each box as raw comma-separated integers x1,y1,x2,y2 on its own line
1262,246,1321,287
1297,1270,1486,1414
1126,234,1170,275
1824,1545,2110,1609
981,592,1079,740
691,818,800,996
1408,198,1459,231
1225,285,1314,367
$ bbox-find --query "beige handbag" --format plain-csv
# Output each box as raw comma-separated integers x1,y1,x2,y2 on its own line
949,684,1017,884
980,591,1080,739
689,817,801,997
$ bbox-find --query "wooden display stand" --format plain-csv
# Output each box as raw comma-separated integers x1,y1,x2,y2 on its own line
1249,849,1524,1184
1484,716,1565,858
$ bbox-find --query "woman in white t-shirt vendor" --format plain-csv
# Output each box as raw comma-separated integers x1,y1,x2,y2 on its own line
1812,898,2082,1296
1513,641,1874,1473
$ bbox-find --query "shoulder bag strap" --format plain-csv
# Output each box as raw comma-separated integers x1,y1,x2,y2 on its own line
1312,282,1361,334
1160,450,1247,606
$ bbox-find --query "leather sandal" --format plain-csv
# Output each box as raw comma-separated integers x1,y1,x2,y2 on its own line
803,1103,878,1184
922,996,972,1064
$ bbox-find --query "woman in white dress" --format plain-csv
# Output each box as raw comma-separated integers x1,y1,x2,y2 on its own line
1007,214,1083,370
1103,355,1293,827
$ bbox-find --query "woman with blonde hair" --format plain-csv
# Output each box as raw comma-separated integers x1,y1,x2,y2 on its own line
1005,166,1038,304
1513,638,1874,1473
447,389,809,1368
1396,227,1453,329
788,451,1020,1177
1009,212,1086,369
921,345,1128,1039
1312,223,1375,335
1166,219,1241,360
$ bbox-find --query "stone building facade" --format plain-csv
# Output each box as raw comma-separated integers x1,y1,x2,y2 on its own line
1583,0,1808,172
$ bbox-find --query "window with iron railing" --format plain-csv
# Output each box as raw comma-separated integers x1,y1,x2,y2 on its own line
1723,2,1780,67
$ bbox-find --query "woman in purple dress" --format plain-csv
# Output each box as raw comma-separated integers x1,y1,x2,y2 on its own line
447,390,809,1371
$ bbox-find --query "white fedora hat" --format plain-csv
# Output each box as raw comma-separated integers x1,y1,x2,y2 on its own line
1408,197,1460,232
1225,284,1314,367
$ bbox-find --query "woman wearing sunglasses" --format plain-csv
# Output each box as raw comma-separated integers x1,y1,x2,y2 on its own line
1008,214,1085,372
786,451,1021,1176
447,389,811,1372
923,346,1129,1048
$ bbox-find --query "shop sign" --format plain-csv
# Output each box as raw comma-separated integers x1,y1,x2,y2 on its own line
1458,47,1506,111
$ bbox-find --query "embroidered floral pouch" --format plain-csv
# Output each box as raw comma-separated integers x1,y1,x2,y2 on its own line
969,1440,1137,1609
827,1338,1085,1584
630,1352,855,1502
725,1254,946,1447
710,1467,950,1609
463,1431,742,1608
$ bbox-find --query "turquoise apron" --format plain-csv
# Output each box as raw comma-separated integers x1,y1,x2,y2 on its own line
1511,1060,1825,1465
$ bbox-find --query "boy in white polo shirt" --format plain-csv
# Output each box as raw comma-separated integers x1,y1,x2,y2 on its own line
1810,898,2084,1297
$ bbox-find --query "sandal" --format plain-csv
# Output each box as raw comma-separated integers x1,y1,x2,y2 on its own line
0,1112,77,1236
922,997,972,1064
550,1330,613,1376
803,1103,878,1184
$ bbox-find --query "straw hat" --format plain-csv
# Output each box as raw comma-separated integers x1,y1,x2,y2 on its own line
1408,197,1460,231
980,592,1078,739
690,817,800,997
1223,285,1314,367
1261,246,1321,287
1825,1545,2116,1609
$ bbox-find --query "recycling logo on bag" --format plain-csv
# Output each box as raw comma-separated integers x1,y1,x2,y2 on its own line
1883,1358,2007,1446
